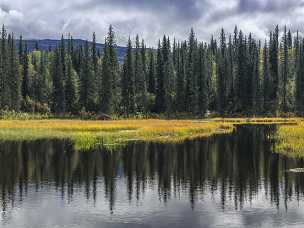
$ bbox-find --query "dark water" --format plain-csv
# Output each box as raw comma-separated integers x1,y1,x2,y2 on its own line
1,125,304,228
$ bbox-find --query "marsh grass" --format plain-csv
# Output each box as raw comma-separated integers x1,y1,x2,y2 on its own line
0,118,301,151
274,120,304,158
0,119,235,150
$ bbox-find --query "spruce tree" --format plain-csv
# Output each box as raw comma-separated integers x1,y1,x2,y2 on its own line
92,32,98,74
121,38,135,115
147,49,155,94
236,30,248,111
269,25,279,112
197,43,208,115
65,55,79,113
185,29,197,113
0,23,303,117
21,42,30,100
263,40,271,112
134,35,147,113
38,51,51,105
18,35,23,63
295,39,304,114
165,36,175,115
155,40,165,113
0,25,10,109
217,28,227,114
101,25,119,114
281,26,288,112
176,42,186,112
51,47,65,114
8,34,21,110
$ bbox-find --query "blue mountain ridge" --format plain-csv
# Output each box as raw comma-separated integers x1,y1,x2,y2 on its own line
15,39,127,62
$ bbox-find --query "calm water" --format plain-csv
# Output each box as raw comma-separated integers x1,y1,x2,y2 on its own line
1,125,304,228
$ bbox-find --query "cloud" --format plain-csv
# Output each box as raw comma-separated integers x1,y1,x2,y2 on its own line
238,0,302,13
1,0,304,46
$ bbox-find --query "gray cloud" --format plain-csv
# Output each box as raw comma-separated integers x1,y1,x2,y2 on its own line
82,0,205,21
239,0,303,13
1,0,304,46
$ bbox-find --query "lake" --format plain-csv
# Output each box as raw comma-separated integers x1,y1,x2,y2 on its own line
1,125,304,228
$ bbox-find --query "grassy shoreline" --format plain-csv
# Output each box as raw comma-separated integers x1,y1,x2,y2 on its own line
0,118,301,154
274,121,304,158
0,119,234,150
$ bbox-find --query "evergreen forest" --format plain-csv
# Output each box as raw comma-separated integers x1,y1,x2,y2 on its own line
0,24,303,117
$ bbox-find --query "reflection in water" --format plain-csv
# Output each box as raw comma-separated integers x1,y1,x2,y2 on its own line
1,125,304,227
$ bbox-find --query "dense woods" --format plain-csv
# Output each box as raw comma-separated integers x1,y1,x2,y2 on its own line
0,24,304,117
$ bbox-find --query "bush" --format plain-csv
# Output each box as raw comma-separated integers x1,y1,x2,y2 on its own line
79,107,97,120
21,96,50,114
0,109,50,120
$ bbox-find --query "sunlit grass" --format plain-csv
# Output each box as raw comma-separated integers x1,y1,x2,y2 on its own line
274,120,304,158
213,118,304,158
0,119,234,150
0,118,301,152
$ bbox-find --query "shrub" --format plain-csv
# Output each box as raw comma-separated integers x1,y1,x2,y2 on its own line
0,109,50,120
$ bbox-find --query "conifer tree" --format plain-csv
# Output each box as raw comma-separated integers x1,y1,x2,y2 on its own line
147,49,155,94
217,28,227,114
121,38,135,115
155,40,164,113
236,30,248,111
295,38,304,114
281,26,288,112
21,42,30,100
263,41,271,112
134,35,147,113
197,43,208,115
176,42,186,112
101,25,119,114
164,37,175,115
185,29,197,113
18,35,23,63
65,55,79,113
269,25,279,112
92,32,98,74
0,24,303,117
0,25,9,108
141,39,147,84
51,47,65,114
8,34,21,110
38,51,51,105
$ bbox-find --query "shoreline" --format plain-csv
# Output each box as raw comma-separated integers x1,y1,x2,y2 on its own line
0,118,300,153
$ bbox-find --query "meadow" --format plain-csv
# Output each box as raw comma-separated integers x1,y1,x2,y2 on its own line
0,119,234,150
0,118,301,155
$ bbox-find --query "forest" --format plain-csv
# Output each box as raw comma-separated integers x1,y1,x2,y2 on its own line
0,24,303,117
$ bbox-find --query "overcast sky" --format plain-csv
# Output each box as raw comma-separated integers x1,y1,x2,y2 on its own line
1,0,304,46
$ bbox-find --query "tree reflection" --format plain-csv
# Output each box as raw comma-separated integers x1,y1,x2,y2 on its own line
1,125,304,215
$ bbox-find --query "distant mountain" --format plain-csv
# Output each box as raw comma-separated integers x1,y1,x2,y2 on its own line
15,39,127,62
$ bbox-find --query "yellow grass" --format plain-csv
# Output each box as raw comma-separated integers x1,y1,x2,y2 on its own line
0,119,234,150
216,117,304,158
275,120,304,158
0,118,301,153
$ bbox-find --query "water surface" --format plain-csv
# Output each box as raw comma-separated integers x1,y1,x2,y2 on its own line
1,125,304,228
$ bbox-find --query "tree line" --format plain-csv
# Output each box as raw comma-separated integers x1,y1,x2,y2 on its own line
0,24,304,117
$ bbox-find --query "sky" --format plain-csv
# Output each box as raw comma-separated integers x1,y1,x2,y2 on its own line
1,0,304,46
